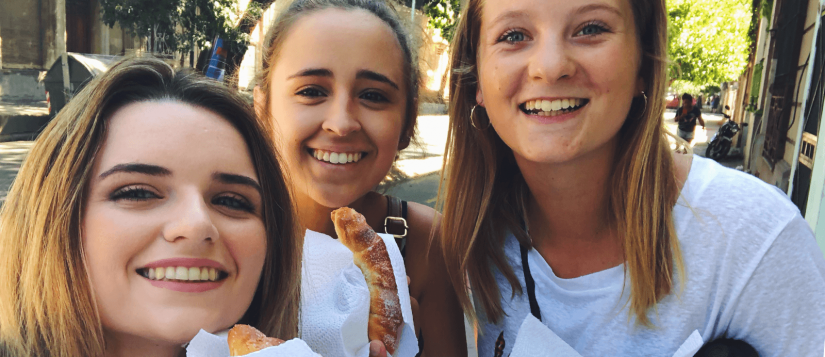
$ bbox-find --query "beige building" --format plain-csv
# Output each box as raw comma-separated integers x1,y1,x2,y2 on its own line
741,0,825,245
0,0,144,102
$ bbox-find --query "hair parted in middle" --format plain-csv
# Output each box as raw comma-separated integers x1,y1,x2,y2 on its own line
0,57,301,357
437,0,684,327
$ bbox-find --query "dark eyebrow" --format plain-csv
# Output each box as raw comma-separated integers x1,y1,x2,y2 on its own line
287,68,333,80
99,163,171,180
574,3,622,17
213,172,262,194
356,70,399,90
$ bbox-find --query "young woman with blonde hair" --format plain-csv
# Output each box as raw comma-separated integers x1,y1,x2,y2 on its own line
438,0,825,355
0,57,301,357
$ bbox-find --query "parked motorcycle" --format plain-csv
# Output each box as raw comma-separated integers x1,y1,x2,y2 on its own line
706,106,747,161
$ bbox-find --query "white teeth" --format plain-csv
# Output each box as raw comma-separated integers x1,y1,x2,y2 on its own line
176,267,188,280
312,150,362,165
142,266,223,282
525,98,585,115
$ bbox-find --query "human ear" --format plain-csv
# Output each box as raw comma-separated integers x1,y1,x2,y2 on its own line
397,118,415,151
476,86,485,108
635,76,645,95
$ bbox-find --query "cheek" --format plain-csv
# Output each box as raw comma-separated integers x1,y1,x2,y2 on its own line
82,204,150,277
221,220,267,280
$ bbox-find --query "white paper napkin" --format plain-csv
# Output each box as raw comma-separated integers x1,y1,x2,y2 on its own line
185,329,321,357
301,229,418,357
671,330,703,357
510,315,705,357
510,315,582,357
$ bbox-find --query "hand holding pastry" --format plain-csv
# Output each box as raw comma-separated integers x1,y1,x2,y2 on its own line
331,207,403,355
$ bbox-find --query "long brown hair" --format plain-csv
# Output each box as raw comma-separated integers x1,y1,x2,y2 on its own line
256,0,420,149
0,57,301,356
438,0,684,327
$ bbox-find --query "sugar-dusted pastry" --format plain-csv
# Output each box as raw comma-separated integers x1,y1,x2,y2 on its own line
227,324,285,356
331,207,403,355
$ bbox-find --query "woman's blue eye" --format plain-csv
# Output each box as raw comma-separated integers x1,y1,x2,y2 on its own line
578,24,607,36
297,88,325,97
213,195,254,213
361,91,388,103
499,30,526,44
110,187,159,201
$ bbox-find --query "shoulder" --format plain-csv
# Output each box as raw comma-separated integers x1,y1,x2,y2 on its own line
680,155,796,221
674,155,808,270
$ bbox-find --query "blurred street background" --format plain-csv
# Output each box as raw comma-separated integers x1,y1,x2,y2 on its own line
2,0,825,352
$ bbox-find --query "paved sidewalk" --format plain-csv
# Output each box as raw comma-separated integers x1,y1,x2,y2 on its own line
0,101,48,117
0,141,34,205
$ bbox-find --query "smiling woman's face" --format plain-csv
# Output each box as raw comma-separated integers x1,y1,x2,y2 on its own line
266,8,407,208
476,0,643,165
82,101,266,347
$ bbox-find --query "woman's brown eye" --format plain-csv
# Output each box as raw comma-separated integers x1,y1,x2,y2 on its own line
110,187,158,201
213,195,255,213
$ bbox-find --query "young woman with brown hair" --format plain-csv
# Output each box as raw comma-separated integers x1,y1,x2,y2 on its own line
438,0,825,355
254,0,466,355
0,57,301,357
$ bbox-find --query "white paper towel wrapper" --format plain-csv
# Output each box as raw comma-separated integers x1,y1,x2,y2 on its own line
185,329,321,357
510,315,704,357
301,229,418,357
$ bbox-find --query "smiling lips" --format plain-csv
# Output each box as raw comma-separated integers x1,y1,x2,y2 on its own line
521,98,589,117
310,149,364,165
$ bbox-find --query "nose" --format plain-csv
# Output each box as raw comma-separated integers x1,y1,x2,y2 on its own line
162,190,219,244
528,34,577,82
322,94,361,136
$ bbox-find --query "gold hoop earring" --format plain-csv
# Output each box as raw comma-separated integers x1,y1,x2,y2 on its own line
636,91,648,120
470,105,490,130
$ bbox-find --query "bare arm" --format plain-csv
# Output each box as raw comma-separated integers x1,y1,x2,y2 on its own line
405,202,468,357
698,113,705,128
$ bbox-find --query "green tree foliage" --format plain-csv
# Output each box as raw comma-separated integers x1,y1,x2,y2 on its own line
668,0,753,88
423,0,460,42
100,0,179,51
99,0,249,57
176,0,251,57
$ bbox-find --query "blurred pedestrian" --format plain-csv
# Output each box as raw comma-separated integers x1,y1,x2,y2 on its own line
675,93,705,144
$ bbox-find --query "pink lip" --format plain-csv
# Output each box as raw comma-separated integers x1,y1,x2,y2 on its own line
309,145,368,153
523,107,583,124
147,279,224,293
523,96,587,102
141,258,226,271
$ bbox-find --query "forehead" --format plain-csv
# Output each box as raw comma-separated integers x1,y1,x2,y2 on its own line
272,8,406,83
96,100,256,177
480,0,635,26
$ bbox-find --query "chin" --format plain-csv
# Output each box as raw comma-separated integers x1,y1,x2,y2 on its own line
308,184,372,209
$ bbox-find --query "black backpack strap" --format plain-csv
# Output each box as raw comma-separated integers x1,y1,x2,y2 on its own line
384,195,409,256
520,244,542,322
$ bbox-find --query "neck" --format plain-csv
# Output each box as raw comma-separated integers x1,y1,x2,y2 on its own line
294,190,385,238
104,331,182,357
517,137,619,247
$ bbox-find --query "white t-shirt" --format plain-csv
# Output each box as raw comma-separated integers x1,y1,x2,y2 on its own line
476,155,825,356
